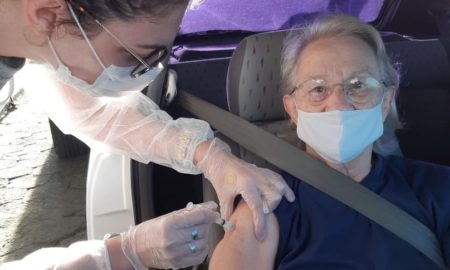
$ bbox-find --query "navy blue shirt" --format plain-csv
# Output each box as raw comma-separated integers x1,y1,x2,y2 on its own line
274,155,450,270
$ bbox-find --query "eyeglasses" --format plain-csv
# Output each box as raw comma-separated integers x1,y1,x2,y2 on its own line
291,73,386,109
66,0,168,78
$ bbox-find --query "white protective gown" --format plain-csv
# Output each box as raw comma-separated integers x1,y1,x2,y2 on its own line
1,62,213,269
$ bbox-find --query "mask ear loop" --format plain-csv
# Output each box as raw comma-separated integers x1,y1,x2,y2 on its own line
290,88,303,113
378,87,389,121
47,37,65,67
66,3,113,79
378,84,387,108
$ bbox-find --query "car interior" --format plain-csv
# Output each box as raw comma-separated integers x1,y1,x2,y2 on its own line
128,0,450,268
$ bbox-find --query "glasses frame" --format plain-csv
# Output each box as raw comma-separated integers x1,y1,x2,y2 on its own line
66,0,168,78
129,47,168,78
290,73,387,109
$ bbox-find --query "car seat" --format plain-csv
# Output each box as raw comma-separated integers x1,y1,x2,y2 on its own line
387,39,450,166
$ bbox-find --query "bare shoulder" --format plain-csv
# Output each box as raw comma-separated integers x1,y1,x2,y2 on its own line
209,201,280,270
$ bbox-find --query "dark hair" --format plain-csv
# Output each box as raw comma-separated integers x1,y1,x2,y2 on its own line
63,0,189,33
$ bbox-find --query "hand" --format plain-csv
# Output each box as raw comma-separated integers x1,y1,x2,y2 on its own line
197,138,295,241
120,201,220,269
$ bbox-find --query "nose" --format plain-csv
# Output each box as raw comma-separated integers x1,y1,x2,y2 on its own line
325,85,353,111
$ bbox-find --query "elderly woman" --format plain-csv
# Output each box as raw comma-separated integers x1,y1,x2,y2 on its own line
209,14,450,269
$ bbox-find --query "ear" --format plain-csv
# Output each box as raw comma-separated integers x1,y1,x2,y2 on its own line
283,94,299,124
381,86,396,120
24,0,68,36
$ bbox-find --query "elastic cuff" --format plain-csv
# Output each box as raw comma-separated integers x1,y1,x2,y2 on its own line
120,229,147,270
175,125,214,175
103,239,113,270
195,137,232,173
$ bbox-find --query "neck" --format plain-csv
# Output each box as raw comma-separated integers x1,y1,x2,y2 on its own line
0,1,23,57
307,146,374,182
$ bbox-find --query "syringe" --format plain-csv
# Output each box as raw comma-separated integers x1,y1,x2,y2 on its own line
215,218,236,231
185,202,236,231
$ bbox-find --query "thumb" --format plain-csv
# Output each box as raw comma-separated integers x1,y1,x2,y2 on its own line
219,196,235,220
197,201,219,211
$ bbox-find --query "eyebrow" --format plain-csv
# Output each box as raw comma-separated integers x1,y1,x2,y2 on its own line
295,74,326,88
136,44,168,50
294,68,378,90
300,68,375,83
119,45,165,59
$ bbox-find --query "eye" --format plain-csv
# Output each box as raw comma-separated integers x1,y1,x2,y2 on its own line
124,53,141,65
305,85,328,103
348,79,367,91
308,86,327,95
144,48,168,66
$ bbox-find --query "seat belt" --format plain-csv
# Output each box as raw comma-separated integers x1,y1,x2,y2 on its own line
177,91,447,270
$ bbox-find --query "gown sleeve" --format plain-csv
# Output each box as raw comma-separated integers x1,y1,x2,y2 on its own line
25,63,213,174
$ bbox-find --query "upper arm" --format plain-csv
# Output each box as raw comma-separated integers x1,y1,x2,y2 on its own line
209,201,280,270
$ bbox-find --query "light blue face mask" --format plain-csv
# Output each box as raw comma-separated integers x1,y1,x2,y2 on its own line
296,103,384,164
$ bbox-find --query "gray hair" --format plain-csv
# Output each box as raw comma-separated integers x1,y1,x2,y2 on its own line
281,14,403,156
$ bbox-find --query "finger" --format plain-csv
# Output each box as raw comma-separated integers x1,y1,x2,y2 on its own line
219,195,235,221
172,238,209,269
260,185,284,213
263,200,271,214
241,190,266,241
265,194,282,213
257,181,282,212
185,201,219,212
284,185,296,202
178,225,208,242
269,172,296,203
197,201,219,211
175,238,209,258
175,207,220,229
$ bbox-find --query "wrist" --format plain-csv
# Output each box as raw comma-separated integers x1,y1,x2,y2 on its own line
194,138,233,167
105,235,133,270
193,139,212,166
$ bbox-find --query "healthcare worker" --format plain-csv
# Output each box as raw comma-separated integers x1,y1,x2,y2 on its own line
0,0,295,269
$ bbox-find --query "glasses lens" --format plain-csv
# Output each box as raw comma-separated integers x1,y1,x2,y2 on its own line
131,47,168,78
296,75,384,108
345,75,384,106
298,79,330,104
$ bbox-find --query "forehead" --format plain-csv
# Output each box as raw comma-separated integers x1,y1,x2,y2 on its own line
295,35,380,82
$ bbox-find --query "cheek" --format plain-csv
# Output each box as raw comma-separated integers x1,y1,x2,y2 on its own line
296,99,327,113
90,34,127,67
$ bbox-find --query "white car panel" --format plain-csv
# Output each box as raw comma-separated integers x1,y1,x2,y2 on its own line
86,149,134,240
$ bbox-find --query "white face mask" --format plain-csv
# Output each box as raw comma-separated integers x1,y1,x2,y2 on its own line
296,103,384,164
46,3,163,97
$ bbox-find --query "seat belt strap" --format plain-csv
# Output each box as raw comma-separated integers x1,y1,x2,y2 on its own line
178,91,446,270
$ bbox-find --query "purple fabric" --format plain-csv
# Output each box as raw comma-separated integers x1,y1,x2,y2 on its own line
181,0,384,34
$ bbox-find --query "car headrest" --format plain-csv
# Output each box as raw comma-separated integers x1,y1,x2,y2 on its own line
385,39,450,88
227,30,292,122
